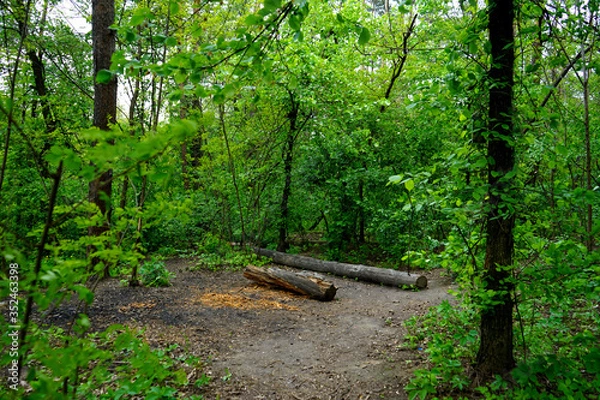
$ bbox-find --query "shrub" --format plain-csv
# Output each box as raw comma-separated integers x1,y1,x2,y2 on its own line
139,258,174,287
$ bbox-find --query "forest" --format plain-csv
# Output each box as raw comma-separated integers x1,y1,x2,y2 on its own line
0,0,599,398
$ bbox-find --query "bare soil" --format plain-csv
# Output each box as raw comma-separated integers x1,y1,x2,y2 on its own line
46,258,455,399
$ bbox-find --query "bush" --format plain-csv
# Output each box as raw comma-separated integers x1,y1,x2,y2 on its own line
139,258,174,287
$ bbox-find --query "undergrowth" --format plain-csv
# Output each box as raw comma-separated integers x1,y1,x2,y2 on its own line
191,233,270,271
403,240,600,400
139,257,175,287
0,323,212,399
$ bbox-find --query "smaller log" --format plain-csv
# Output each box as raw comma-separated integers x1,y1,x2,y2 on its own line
244,265,337,301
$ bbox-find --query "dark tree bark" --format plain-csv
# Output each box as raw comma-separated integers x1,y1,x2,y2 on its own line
277,92,299,252
277,129,295,252
6,0,57,181
475,0,516,380
88,0,117,276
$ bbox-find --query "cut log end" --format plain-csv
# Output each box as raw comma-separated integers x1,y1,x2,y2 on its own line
415,275,428,289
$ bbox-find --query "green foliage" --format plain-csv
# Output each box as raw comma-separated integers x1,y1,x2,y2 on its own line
404,234,600,399
404,300,478,399
139,257,174,287
0,324,206,399
193,233,270,271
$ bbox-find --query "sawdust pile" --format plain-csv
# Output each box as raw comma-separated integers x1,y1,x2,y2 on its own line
194,285,303,311
118,301,157,313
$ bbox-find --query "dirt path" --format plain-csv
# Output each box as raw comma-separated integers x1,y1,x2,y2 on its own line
47,258,454,399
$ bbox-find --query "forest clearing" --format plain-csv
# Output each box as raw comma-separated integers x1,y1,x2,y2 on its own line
1,0,599,398
44,258,454,399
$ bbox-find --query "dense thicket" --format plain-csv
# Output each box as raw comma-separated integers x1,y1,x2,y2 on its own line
1,0,598,398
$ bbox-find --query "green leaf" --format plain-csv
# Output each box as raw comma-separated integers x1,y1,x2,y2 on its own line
73,285,95,304
168,89,183,101
130,7,153,26
195,85,209,98
222,83,237,98
288,75,298,90
125,29,138,43
263,0,281,12
130,14,146,26
45,145,66,166
525,63,540,73
389,174,403,184
358,27,371,45
404,179,415,192
63,150,82,171
96,69,114,84
189,71,202,84
289,14,301,31
245,14,264,26
174,70,187,84
169,0,180,15
165,36,178,47
76,314,91,330
213,92,225,104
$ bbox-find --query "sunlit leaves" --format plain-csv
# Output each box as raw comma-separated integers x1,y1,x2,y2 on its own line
245,14,264,26
398,0,413,13
130,7,155,26
358,26,370,45
288,13,302,31
263,0,282,14
168,0,180,15
96,69,114,83
388,175,415,192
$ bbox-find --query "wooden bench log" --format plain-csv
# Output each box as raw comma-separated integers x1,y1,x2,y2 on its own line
244,265,337,301
254,248,427,289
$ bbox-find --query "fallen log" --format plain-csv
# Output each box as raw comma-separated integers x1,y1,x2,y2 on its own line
254,248,427,289
244,265,337,301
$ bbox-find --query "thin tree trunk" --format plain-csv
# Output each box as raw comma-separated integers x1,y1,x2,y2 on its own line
180,89,190,191
219,104,246,244
129,175,147,286
18,161,63,379
277,130,295,252
277,93,299,252
357,179,365,244
379,13,417,113
581,42,594,251
475,0,516,380
151,7,171,131
0,0,30,193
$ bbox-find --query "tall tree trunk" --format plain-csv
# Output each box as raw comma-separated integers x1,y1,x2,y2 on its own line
180,89,190,191
277,131,295,252
219,104,246,244
357,179,365,244
277,94,299,252
580,40,593,251
129,174,147,286
89,0,117,276
475,0,516,380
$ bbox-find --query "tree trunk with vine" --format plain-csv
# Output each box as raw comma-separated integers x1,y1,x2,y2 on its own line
475,0,516,380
